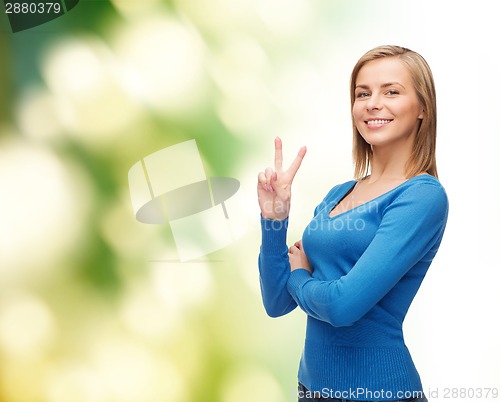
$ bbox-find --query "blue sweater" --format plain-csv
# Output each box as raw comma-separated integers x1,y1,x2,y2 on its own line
259,174,448,401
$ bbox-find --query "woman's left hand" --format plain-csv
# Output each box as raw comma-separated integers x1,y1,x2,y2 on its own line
288,240,312,273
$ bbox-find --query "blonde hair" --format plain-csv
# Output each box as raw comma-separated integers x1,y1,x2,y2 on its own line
350,45,438,179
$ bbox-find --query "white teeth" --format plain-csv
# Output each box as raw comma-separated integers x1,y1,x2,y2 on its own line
367,119,391,125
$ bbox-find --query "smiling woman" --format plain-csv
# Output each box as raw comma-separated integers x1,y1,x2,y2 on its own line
257,46,448,402
353,59,424,150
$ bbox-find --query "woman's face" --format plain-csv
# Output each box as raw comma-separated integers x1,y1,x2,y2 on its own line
352,57,424,149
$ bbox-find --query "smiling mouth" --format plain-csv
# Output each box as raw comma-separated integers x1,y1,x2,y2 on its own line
366,119,393,125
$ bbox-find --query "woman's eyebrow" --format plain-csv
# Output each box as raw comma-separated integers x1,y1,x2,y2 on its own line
381,82,405,89
355,82,406,89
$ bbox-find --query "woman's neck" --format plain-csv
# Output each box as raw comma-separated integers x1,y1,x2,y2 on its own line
367,142,413,182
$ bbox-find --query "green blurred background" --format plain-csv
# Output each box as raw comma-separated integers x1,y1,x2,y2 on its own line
1,1,499,401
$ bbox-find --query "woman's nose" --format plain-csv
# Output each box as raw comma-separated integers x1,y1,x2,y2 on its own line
366,93,382,110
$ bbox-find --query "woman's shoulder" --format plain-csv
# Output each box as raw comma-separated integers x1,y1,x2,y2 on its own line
391,174,449,217
399,173,447,198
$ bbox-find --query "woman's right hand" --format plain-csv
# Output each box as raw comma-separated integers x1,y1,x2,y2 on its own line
257,137,307,221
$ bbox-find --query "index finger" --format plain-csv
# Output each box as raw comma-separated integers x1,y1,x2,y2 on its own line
274,136,283,171
287,146,307,179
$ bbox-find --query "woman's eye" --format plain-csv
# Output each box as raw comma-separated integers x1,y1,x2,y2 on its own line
386,90,399,95
356,92,370,98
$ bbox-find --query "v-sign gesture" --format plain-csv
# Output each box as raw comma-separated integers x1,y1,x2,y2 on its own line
257,137,307,221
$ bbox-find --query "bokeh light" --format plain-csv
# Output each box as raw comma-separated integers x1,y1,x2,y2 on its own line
0,292,56,357
41,36,141,141
112,15,207,116
0,139,89,281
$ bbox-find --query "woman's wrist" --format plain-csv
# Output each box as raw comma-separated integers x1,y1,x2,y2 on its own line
260,215,289,255
261,212,288,221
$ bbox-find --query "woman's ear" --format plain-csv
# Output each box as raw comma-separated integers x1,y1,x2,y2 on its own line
418,108,425,120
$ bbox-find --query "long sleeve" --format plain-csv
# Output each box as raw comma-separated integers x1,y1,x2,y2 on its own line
258,217,297,317
286,182,448,327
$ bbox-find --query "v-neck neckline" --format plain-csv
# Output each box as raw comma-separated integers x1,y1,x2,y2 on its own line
328,173,432,219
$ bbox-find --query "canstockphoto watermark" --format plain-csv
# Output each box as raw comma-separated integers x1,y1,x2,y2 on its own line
297,387,425,400
295,387,499,400
427,387,499,399
305,214,367,234
3,0,81,33
262,200,381,233
262,214,368,233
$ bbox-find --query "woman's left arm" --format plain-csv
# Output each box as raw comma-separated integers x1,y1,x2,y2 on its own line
286,182,449,327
